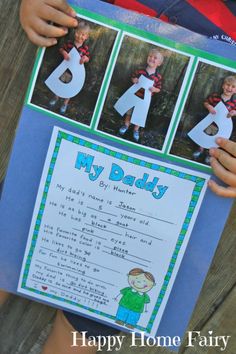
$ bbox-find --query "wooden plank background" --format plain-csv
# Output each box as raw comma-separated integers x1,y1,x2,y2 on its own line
0,1,236,353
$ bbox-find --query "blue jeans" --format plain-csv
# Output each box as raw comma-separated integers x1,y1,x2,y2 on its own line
116,305,141,326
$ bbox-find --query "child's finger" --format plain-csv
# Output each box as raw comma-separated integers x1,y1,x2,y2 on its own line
26,28,58,47
42,4,78,27
32,18,68,38
48,0,77,17
215,137,236,157
209,146,236,174
210,157,236,187
208,179,236,198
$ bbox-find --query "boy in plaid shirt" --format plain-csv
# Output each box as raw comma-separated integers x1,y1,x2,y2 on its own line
119,48,163,142
193,75,236,164
49,20,90,114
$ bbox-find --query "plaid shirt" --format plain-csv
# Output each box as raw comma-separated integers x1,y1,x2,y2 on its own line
61,40,90,59
131,68,162,97
206,93,236,112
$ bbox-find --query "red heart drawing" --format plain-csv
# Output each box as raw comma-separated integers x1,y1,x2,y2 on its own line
42,286,48,291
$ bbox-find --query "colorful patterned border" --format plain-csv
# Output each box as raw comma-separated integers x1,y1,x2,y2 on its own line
21,130,206,333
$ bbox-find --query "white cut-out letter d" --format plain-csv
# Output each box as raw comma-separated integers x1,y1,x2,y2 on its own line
45,47,86,99
188,101,233,148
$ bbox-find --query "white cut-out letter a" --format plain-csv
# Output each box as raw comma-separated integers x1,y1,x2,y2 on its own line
114,75,153,127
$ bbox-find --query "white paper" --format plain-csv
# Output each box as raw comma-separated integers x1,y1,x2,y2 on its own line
45,47,86,99
18,127,209,336
188,101,233,148
114,75,153,127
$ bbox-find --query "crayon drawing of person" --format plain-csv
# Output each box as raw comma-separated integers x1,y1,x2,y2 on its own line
114,268,155,329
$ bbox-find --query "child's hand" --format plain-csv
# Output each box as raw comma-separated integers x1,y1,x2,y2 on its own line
132,77,139,84
20,0,78,47
149,87,160,93
80,55,89,64
204,102,216,114
63,52,70,60
208,138,236,198
207,104,217,114
59,48,70,60
227,110,236,118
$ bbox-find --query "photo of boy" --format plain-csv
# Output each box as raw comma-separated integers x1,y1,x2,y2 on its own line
170,63,236,165
30,17,118,126
193,75,236,164
98,35,190,151
118,49,163,142
49,21,91,115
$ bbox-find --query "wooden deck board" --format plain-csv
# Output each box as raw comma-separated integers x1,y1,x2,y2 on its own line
0,0,36,181
0,296,55,354
183,285,236,354
184,202,236,331
0,1,235,353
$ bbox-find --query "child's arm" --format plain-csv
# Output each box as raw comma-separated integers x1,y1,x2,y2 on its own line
227,110,236,118
20,0,78,47
131,70,140,84
131,77,139,84
204,101,216,114
80,55,89,64
79,46,90,64
149,73,162,93
59,47,70,60
149,87,161,93
208,138,236,198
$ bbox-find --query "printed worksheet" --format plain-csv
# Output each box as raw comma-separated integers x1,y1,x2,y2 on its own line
18,127,208,336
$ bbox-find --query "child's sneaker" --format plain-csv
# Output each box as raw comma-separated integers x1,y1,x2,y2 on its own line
119,125,128,135
60,104,68,114
193,148,204,160
49,98,58,107
205,154,211,165
133,130,140,142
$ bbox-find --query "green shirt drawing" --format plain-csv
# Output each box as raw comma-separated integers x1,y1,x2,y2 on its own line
119,287,150,313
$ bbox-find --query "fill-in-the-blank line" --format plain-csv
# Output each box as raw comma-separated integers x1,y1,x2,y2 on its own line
116,205,175,225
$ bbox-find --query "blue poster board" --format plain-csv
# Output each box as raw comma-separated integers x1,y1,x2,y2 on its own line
0,0,235,349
